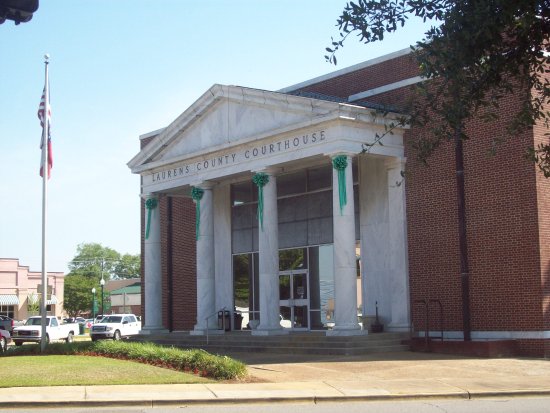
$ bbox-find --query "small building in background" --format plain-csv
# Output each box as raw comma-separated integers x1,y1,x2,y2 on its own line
0,258,65,320
106,278,141,317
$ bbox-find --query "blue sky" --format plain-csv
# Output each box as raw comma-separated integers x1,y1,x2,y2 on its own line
0,1,433,274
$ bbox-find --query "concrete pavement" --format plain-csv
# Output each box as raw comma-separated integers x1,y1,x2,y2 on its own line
0,351,549,408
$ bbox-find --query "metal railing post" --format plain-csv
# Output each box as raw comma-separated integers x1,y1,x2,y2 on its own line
205,307,226,345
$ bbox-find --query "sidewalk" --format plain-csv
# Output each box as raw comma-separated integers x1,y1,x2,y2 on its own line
1,351,549,408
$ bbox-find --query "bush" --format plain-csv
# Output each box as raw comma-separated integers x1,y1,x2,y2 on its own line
2,341,246,380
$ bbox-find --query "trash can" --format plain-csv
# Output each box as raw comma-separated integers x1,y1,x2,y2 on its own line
217,310,230,331
79,323,85,335
234,312,243,331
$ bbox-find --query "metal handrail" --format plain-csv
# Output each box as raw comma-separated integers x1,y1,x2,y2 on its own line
413,299,444,351
413,299,429,350
205,307,226,345
429,299,444,341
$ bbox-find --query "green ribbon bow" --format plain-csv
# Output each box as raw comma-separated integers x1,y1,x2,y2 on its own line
252,172,270,230
191,186,204,241
332,155,348,215
145,197,158,239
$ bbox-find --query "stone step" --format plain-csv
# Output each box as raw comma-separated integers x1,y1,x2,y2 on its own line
139,337,406,349
136,331,407,342
131,331,409,356
133,341,409,356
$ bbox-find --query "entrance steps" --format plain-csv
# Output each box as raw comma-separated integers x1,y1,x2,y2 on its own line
131,331,409,356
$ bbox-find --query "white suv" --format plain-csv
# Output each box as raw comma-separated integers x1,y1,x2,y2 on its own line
90,314,141,341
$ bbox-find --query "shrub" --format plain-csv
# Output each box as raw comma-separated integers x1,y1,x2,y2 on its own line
2,341,246,380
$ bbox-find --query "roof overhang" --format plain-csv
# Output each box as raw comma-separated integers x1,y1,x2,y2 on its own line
128,84,408,194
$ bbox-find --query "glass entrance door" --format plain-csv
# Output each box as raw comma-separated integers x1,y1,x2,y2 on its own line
279,271,309,330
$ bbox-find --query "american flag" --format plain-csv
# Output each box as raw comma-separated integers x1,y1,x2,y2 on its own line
38,86,52,179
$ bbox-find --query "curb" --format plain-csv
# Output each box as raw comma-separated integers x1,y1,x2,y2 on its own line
2,389,550,409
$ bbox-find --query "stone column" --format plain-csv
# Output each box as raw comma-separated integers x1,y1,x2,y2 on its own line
253,169,286,336
141,193,166,333
214,184,234,325
386,157,410,331
328,154,363,336
192,182,220,334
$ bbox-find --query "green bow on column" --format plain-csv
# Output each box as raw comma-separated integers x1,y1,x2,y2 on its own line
191,186,204,241
145,197,158,239
332,155,348,215
252,172,269,230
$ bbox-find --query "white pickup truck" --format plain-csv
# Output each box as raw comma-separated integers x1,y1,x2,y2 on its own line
12,316,78,346
90,314,141,341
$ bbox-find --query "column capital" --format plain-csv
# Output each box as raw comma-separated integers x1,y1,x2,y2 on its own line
251,166,282,176
325,152,355,160
140,192,159,200
190,181,215,190
384,156,407,170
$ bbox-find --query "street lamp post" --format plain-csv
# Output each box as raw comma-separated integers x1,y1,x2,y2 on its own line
100,278,105,317
91,287,96,320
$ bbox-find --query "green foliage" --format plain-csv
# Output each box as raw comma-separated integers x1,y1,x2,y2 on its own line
63,274,95,317
114,253,141,279
327,0,550,176
68,242,140,280
233,255,250,307
26,292,39,315
279,248,305,271
65,243,140,315
2,340,247,380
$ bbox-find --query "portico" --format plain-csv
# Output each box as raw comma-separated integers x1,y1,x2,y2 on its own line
128,84,410,337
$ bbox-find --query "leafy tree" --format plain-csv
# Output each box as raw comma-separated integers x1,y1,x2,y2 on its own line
326,0,550,176
68,243,120,281
64,243,139,316
114,253,141,279
63,274,95,317
68,242,140,280
27,292,39,316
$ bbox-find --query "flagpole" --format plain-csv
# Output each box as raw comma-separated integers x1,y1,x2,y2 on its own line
40,54,50,352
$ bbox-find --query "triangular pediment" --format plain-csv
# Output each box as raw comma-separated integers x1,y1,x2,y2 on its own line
128,85,353,172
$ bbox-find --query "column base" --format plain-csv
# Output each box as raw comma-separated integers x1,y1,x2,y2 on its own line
386,322,411,332
190,327,225,336
326,324,367,336
252,327,289,336
139,326,169,335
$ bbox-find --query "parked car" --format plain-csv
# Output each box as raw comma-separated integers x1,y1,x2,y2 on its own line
0,328,11,352
12,316,79,346
64,317,86,324
0,315,14,333
90,314,141,341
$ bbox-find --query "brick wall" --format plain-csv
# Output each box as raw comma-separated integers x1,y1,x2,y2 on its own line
137,51,549,356
294,52,548,356
160,196,197,331
534,70,550,357
296,53,419,99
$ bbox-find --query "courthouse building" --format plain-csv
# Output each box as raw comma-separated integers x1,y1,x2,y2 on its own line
128,48,549,356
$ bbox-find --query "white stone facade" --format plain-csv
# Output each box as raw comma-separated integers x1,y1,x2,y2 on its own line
129,85,411,335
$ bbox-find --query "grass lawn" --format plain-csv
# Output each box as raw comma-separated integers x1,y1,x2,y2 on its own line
0,355,211,387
